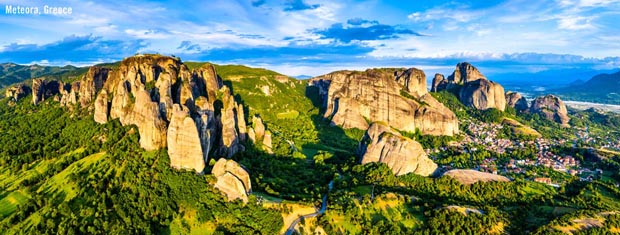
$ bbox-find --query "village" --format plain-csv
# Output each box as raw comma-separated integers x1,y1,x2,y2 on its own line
430,119,608,187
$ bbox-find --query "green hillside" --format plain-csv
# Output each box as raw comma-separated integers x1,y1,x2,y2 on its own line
0,97,281,234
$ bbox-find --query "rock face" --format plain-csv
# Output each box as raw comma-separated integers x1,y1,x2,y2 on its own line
130,90,168,150
59,82,79,107
446,62,486,85
218,86,242,158
78,67,110,108
93,89,109,124
395,68,427,97
211,158,252,203
248,115,273,153
505,91,529,112
442,169,510,185
459,79,506,111
167,105,206,172
5,84,30,101
530,95,570,126
309,68,459,136
32,79,60,105
434,62,507,111
358,122,438,176
76,54,249,172
431,73,447,92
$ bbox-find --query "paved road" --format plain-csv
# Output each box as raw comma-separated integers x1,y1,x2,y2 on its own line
284,181,333,235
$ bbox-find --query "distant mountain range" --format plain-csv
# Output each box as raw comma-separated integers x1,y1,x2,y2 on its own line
554,70,620,104
0,63,85,89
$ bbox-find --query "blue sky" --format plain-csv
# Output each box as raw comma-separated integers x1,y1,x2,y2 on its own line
0,0,619,77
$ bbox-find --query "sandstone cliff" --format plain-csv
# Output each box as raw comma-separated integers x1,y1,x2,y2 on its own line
505,91,529,112
212,158,252,203
446,62,486,85
431,73,447,92
93,89,109,124
167,105,206,172
530,95,570,127
459,79,506,111
359,122,438,176
433,63,507,111
5,84,30,101
55,54,251,172
248,115,273,153
309,68,459,136
32,79,61,105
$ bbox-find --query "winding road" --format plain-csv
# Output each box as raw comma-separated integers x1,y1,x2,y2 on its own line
284,180,334,235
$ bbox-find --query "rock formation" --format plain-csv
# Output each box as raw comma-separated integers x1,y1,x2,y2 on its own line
442,169,510,185
59,82,79,107
395,68,427,97
130,90,168,150
218,86,242,158
78,67,110,108
358,122,438,176
505,91,529,112
446,62,486,85
5,84,30,101
248,115,273,153
263,130,273,154
83,55,248,172
252,115,266,140
93,89,109,124
236,103,247,142
431,73,447,92
211,158,252,203
434,62,507,111
32,79,60,105
16,55,251,174
167,105,206,172
459,79,506,111
530,95,570,127
309,68,459,136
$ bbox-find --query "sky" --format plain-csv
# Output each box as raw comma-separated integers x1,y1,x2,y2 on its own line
0,0,619,77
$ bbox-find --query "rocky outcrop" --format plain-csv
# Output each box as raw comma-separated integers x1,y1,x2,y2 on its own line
130,90,168,150
5,84,30,101
447,62,486,85
236,103,247,142
22,55,248,173
459,79,506,111
248,115,273,153
309,68,459,136
212,158,252,203
32,79,44,105
218,86,242,158
505,91,528,112
59,82,79,107
442,169,510,185
32,79,60,105
530,95,570,127
395,68,427,97
263,130,273,154
359,122,438,176
167,105,206,172
78,67,110,108
93,89,109,124
431,73,447,92
433,63,507,111
252,115,266,140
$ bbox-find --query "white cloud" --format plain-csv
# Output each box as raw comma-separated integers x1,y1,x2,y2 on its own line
557,16,596,30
